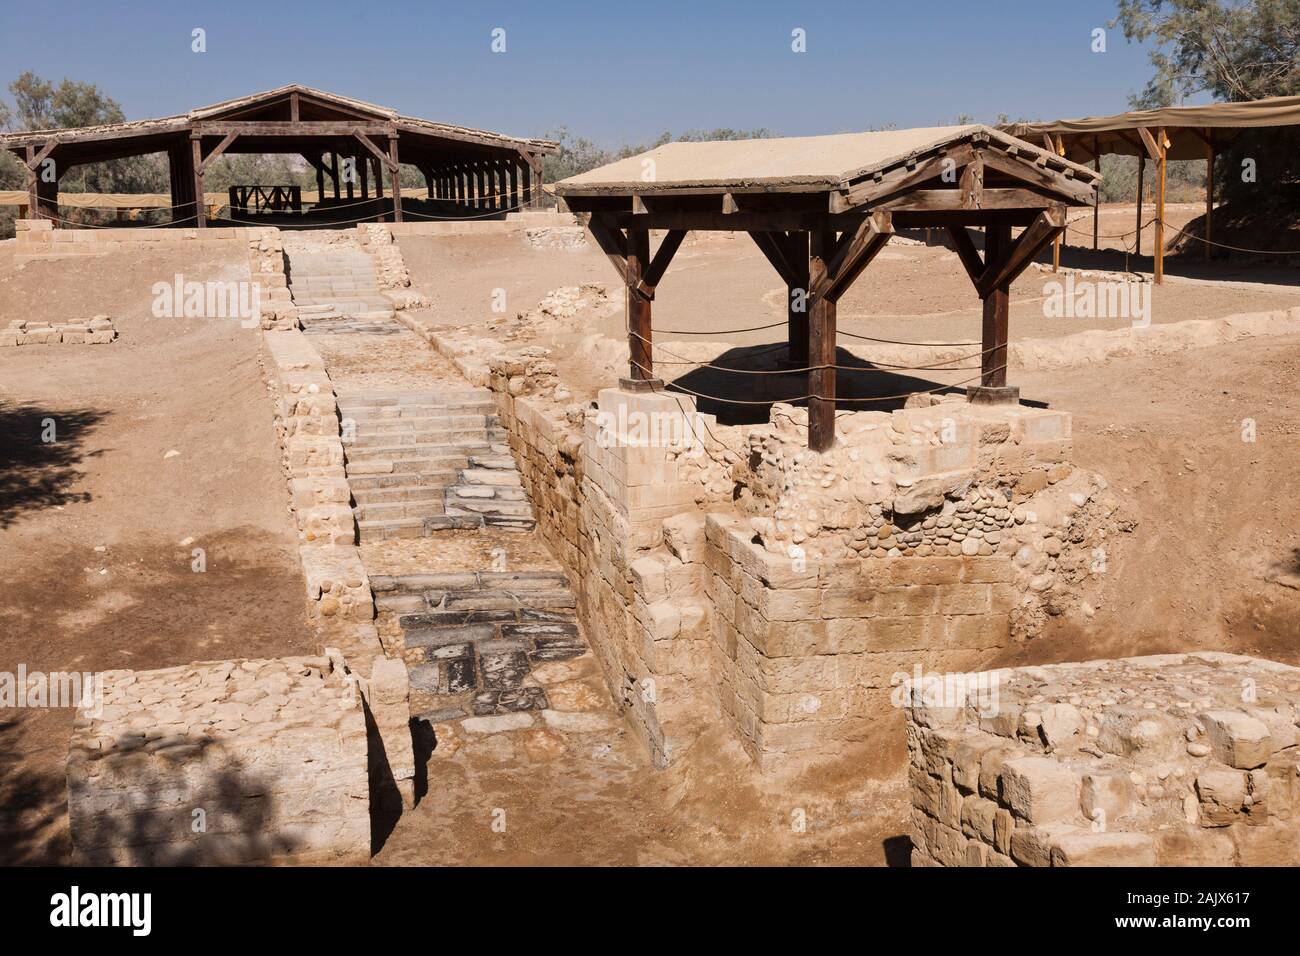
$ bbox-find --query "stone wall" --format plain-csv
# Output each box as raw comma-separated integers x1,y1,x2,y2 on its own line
13,220,297,330
907,653,1300,866
67,655,370,865
2,315,116,346
704,514,1017,769
258,328,414,806
484,369,1130,771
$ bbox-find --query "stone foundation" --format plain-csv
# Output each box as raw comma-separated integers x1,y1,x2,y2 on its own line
906,653,1300,866
2,315,116,346
13,220,297,330
68,655,370,865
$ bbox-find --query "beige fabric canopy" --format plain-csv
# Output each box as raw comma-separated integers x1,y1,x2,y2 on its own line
1001,94,1300,162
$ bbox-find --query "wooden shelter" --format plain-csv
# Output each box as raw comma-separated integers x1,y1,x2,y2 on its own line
555,125,1099,450
0,85,556,227
1003,94,1300,280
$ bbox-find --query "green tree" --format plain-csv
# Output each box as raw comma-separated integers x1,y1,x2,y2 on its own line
1114,0,1300,222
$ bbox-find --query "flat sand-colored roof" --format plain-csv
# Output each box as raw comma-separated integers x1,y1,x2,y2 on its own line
558,124,1095,194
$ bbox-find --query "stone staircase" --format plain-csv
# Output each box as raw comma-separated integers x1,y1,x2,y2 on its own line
340,390,537,542
372,570,583,722
285,242,398,331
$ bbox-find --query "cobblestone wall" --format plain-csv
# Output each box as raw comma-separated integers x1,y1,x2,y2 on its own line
68,656,370,865
907,653,1300,866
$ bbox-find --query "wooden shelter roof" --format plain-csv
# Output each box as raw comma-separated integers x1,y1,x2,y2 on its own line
558,124,1098,197
0,84,558,156
1000,94,1300,162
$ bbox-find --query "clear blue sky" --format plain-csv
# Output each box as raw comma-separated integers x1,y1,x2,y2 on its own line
1,0,1168,145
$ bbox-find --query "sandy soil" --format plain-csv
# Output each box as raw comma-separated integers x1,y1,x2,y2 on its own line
2,207,1294,869
0,244,314,865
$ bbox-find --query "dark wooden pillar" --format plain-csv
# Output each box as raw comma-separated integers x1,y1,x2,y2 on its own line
980,223,1012,388
330,152,341,201
389,137,403,223
359,156,369,199
521,157,533,208
1135,152,1144,256
191,138,206,229
1092,135,1100,251
24,145,43,221
789,230,810,365
345,151,355,200
808,226,836,452
626,227,653,382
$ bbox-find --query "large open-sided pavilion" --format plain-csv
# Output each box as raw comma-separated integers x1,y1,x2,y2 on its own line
555,125,1100,450
0,84,557,227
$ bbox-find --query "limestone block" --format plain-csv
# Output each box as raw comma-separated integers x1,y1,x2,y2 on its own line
1049,831,1156,866
1000,756,1082,824
1199,710,1273,769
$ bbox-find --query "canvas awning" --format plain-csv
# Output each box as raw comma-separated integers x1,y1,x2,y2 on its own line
1001,94,1300,162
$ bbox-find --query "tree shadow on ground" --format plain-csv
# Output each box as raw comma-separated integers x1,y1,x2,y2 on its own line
0,402,107,528
668,344,964,426
0,713,69,865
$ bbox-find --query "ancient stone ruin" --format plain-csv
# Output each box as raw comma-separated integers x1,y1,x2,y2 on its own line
906,653,1300,866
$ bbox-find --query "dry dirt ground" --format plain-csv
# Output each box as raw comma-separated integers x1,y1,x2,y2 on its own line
0,204,1295,868
0,243,314,865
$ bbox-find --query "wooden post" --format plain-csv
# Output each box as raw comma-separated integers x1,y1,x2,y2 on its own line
1155,128,1166,284
191,138,206,229
345,150,355,201
1205,133,1214,261
1051,135,1064,271
808,226,836,453
24,145,39,221
1093,135,1100,251
315,152,325,203
1135,152,1145,256
980,223,1012,389
330,152,340,201
530,163,542,210
360,155,369,199
389,137,402,223
625,227,653,382
789,231,810,366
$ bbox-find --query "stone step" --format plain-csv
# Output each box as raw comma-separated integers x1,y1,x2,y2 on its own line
355,499,446,521
337,390,490,407
344,415,491,434
446,484,528,502
371,570,570,594
347,441,489,461
347,457,477,477
357,514,485,541
445,499,534,518
346,470,460,491
351,483,455,504
458,467,522,487
467,455,516,470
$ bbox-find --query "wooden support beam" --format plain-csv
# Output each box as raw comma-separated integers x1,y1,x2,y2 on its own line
625,227,653,381
642,229,686,292
330,152,340,201
353,132,394,170
808,226,836,452
191,138,206,228
787,231,810,366
878,187,1053,212
1205,133,1214,261
980,223,1012,388
1093,135,1100,251
976,207,1064,298
25,139,58,173
198,131,239,174
389,137,403,223
945,226,985,284
750,230,800,285
813,210,894,304
1135,152,1145,256
587,215,629,284
1051,136,1065,273
1154,128,1168,283
289,92,300,122
24,145,39,220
